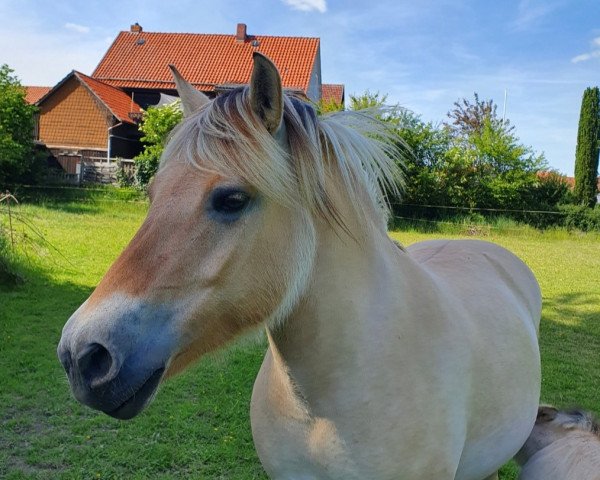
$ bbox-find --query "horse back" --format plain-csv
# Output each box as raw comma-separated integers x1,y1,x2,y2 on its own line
406,239,541,333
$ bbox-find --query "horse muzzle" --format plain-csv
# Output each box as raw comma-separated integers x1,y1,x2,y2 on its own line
57,296,178,420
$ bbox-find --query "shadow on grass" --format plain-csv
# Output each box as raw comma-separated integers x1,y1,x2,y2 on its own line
11,185,147,216
0,262,267,479
542,292,600,327
0,261,95,477
539,292,600,413
32,201,104,215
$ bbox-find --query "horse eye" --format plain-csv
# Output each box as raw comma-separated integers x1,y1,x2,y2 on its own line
211,189,251,215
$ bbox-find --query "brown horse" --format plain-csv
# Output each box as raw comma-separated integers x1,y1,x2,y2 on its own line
58,53,541,479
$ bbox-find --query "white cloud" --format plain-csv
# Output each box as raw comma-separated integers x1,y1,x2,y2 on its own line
571,37,600,63
65,22,90,34
572,53,592,63
281,0,327,13
0,22,111,86
512,0,563,31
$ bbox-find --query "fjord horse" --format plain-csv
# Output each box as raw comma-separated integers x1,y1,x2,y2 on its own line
58,53,541,479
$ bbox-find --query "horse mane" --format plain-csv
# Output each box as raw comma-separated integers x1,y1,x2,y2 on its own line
563,409,600,437
160,87,403,230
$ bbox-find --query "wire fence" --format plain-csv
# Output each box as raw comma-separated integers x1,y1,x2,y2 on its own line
390,202,568,216
3,184,599,232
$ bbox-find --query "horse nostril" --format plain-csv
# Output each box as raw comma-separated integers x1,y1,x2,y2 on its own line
77,343,113,387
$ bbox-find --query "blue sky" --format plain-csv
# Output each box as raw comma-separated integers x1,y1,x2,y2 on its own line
1,0,599,174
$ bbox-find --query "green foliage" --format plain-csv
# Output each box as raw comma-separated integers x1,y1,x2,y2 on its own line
445,92,514,138
0,64,40,187
349,91,589,230
574,87,600,207
558,204,600,231
349,90,388,111
315,97,344,115
116,160,135,187
133,101,183,187
349,92,551,214
530,171,572,210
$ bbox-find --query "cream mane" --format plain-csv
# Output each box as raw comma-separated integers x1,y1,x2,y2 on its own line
161,88,403,230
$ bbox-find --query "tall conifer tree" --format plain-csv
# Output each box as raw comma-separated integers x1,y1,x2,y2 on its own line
574,87,600,207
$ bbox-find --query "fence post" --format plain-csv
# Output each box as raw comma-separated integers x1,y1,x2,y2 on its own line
5,190,15,248
78,158,84,185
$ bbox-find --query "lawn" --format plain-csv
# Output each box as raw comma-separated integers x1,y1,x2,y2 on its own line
1,198,599,479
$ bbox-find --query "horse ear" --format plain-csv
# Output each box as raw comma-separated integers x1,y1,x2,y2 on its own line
249,52,283,134
169,65,210,117
536,405,558,423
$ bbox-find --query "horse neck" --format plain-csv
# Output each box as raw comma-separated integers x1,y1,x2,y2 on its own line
267,209,410,413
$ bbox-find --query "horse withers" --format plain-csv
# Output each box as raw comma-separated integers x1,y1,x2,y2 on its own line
57,52,541,479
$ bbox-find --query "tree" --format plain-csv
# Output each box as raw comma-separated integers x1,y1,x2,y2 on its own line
0,64,38,187
316,97,344,115
573,87,600,207
133,101,183,187
349,91,388,112
445,93,514,138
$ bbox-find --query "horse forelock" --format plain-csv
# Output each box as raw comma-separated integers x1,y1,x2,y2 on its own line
160,88,403,231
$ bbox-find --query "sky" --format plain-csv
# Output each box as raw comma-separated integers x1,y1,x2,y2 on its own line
1,0,599,175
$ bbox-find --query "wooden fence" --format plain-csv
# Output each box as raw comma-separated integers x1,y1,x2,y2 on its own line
46,159,135,185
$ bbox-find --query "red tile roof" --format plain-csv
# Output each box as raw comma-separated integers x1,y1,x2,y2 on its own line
37,71,141,124
321,84,344,105
25,86,51,104
92,30,320,94
75,71,141,124
538,172,600,190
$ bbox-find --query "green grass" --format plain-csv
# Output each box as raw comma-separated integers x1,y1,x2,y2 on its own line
1,199,599,479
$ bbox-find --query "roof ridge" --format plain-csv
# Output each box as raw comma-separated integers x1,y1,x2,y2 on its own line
116,30,320,41
93,28,321,96
74,71,141,124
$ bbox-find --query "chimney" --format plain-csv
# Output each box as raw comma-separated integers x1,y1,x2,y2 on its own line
130,23,143,33
235,23,247,43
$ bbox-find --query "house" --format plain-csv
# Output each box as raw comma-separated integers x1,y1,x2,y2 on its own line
31,23,345,181
93,23,331,107
321,83,345,107
34,70,142,176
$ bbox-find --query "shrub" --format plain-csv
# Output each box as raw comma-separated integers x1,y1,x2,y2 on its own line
0,64,39,187
133,102,183,188
559,204,600,231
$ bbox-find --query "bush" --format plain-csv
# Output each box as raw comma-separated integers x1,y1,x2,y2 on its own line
0,64,39,187
559,204,600,231
116,160,135,187
133,102,183,188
